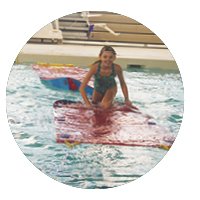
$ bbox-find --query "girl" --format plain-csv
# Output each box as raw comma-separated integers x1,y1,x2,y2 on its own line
79,46,137,109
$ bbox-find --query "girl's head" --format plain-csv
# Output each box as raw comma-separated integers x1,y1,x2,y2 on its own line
99,46,117,57
94,46,117,67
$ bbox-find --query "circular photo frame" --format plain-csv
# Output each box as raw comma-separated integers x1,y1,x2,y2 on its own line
7,11,184,189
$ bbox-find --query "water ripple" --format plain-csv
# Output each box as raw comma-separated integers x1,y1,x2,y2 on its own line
6,64,184,189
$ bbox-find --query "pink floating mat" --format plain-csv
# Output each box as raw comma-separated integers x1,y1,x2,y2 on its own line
33,64,94,87
53,100,175,150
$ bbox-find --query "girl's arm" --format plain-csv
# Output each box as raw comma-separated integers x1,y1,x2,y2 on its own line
116,65,130,101
79,65,96,107
116,65,138,109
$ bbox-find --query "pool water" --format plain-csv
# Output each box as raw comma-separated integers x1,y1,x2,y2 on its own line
6,64,184,189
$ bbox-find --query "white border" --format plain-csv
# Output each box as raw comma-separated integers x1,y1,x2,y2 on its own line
1,0,200,199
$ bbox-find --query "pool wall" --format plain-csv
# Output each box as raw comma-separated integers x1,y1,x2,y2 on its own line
16,43,178,70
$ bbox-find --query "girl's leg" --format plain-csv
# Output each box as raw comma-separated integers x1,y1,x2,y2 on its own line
100,86,117,109
92,90,104,104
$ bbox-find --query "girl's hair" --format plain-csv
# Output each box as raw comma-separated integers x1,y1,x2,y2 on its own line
99,45,116,56
93,46,117,64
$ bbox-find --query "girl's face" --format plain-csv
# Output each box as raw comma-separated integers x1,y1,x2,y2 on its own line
99,51,116,67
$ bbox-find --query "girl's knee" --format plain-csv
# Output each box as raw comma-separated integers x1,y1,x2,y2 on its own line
100,102,112,109
92,100,99,105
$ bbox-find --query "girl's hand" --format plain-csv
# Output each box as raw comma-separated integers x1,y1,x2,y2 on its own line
125,99,132,107
85,102,92,108
131,104,139,110
125,99,139,110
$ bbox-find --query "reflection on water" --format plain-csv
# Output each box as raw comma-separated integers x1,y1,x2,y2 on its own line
6,64,183,189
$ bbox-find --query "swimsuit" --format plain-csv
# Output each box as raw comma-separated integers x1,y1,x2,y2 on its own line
94,63,116,94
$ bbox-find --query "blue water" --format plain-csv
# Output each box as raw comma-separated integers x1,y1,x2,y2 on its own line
6,64,184,189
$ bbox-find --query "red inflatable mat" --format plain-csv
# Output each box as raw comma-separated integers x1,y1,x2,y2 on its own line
53,100,175,150
32,64,93,87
